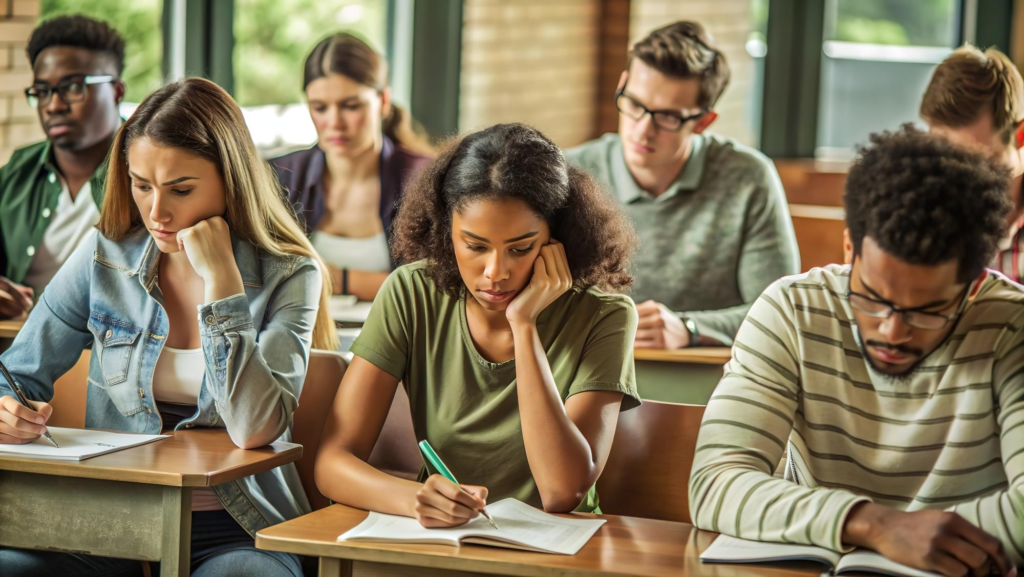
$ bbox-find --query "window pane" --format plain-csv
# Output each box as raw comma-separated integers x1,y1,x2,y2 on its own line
816,0,961,158
746,0,769,148
826,0,960,47
233,0,387,107
41,0,163,105
233,0,388,156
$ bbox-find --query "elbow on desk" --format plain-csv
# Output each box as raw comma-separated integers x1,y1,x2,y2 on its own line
539,489,588,514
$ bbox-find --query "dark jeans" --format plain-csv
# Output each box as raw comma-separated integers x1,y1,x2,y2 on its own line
0,509,303,577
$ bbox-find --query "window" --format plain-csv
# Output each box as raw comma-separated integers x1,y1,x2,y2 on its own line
233,0,389,156
815,0,961,158
41,0,164,108
746,0,769,148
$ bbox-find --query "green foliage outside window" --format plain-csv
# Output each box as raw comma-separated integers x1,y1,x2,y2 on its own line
40,0,163,103
233,0,386,107
830,0,959,47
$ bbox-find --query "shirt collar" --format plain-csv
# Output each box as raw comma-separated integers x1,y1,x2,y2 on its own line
610,133,708,203
136,229,263,292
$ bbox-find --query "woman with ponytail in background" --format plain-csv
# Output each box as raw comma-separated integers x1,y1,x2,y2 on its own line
272,32,433,301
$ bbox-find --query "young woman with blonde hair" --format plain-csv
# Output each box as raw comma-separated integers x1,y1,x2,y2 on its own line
0,77,334,577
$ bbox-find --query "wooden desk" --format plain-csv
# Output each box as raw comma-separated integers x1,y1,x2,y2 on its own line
256,503,822,576
0,318,25,339
0,429,301,577
634,347,730,405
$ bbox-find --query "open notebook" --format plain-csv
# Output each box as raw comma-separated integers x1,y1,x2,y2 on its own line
0,427,168,461
701,534,940,577
339,498,605,555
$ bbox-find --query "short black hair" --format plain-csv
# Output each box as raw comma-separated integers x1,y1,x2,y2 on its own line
27,15,125,74
844,124,1011,283
392,123,638,294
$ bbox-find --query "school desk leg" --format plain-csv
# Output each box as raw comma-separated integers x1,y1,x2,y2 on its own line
319,556,353,577
160,487,193,577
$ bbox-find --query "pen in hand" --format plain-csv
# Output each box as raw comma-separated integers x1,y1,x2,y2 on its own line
0,359,59,448
419,440,498,529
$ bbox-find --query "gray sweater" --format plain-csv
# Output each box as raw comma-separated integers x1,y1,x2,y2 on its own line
566,133,800,344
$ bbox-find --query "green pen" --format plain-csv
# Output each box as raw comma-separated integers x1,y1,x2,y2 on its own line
418,440,499,529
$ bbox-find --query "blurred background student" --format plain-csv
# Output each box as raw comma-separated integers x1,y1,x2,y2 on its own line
271,33,432,301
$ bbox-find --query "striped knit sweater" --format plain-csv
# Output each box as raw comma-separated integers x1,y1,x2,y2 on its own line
689,265,1024,563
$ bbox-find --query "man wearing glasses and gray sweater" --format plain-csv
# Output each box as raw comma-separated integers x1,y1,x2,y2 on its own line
567,21,799,349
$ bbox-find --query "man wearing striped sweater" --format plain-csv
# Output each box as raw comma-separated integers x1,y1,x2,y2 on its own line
690,125,1023,576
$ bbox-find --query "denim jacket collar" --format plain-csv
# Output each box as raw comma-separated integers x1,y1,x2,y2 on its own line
110,226,264,292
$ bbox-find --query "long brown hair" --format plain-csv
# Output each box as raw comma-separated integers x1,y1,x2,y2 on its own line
98,77,338,350
303,32,433,155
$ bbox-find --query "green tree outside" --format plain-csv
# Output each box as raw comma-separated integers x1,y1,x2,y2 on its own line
233,0,386,107
40,0,163,104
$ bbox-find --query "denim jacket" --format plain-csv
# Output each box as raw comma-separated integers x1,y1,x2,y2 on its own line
0,226,320,535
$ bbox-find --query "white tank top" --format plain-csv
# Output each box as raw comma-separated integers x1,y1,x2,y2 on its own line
311,230,391,273
153,346,223,511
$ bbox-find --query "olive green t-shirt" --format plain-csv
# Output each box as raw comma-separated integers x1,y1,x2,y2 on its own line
350,261,641,511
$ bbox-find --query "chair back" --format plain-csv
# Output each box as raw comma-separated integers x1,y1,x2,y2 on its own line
46,351,90,428
293,350,347,510
596,401,706,523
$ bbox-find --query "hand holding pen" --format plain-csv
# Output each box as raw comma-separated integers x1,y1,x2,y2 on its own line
416,440,498,529
0,358,58,447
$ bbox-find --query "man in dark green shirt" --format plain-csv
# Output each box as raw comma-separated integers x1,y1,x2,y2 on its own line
0,15,125,318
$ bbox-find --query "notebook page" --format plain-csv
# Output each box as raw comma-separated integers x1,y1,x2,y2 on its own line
837,550,940,577
339,511,462,546
339,498,605,555
700,534,841,567
461,499,606,555
0,428,169,461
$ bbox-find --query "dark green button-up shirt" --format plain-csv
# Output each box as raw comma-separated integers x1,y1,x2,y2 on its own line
0,140,107,285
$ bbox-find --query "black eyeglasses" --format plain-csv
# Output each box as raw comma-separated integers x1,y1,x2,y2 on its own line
845,262,971,330
25,75,116,109
614,74,707,133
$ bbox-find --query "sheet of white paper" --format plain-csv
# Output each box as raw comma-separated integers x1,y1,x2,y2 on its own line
0,427,168,461
329,297,373,323
700,534,841,567
339,498,606,555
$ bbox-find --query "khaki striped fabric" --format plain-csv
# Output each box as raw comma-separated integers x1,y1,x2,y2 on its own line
689,265,1024,562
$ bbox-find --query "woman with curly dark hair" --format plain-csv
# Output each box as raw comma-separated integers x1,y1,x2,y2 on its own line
315,123,641,525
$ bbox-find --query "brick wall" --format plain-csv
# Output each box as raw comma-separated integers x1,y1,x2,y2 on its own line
459,0,602,148
0,0,40,165
630,0,758,146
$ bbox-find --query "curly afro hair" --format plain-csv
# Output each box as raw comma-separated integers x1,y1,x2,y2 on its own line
844,123,1011,283
391,123,638,295
27,15,124,74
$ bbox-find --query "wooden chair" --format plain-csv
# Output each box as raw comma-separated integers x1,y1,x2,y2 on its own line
292,350,348,511
789,203,847,271
596,401,705,524
294,351,420,510
46,350,90,428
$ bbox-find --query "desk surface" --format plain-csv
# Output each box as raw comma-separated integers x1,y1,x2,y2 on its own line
0,318,24,339
256,503,819,577
633,347,731,365
0,429,301,488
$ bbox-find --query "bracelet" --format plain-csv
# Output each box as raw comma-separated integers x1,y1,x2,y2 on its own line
341,268,349,295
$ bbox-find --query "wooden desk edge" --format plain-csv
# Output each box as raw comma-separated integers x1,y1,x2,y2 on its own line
255,533,662,577
633,347,732,364
0,443,302,487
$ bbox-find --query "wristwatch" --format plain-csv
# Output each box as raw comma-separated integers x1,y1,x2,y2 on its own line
682,317,699,347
